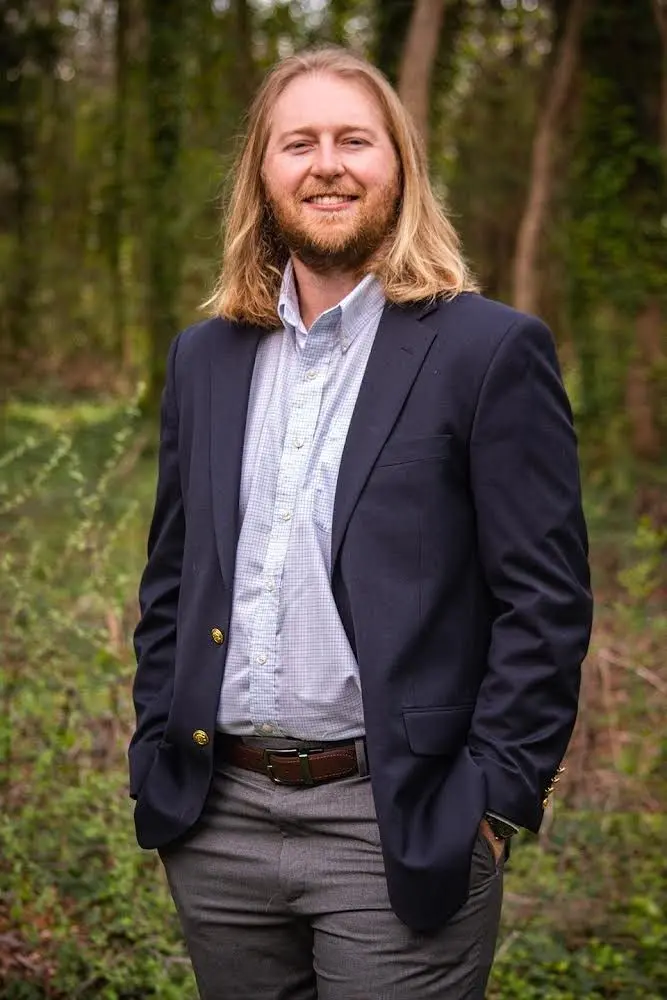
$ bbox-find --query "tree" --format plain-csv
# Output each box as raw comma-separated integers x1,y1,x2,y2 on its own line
398,0,447,147
109,0,130,363
0,2,61,372
375,0,415,83
231,0,256,111
569,0,666,467
653,0,667,155
144,0,184,412
440,2,550,304
512,0,589,314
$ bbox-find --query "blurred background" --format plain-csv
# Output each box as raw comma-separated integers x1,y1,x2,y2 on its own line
0,1,665,997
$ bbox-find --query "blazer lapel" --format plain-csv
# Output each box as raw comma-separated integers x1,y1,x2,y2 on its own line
331,301,439,571
209,320,262,589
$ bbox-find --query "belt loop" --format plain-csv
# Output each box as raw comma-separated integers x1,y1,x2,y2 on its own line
298,749,315,785
354,738,369,777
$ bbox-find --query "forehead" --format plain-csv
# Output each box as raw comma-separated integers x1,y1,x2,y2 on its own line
269,71,388,138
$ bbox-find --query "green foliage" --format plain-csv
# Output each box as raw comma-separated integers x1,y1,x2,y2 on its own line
617,517,667,610
490,815,667,998
1,782,196,999
562,1,667,477
569,92,666,314
0,402,196,997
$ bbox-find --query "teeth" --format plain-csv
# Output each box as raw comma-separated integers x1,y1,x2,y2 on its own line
308,196,355,205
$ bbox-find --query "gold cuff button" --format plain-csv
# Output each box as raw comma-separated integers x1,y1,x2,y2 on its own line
192,729,210,746
211,628,225,644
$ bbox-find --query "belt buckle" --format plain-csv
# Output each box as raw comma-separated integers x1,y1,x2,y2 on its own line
263,747,316,786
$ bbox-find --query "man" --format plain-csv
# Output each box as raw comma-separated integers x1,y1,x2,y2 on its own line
129,46,593,1000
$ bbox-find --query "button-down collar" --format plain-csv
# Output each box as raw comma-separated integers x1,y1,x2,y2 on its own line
278,259,385,354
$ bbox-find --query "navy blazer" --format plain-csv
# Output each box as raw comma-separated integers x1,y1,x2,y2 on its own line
129,291,593,931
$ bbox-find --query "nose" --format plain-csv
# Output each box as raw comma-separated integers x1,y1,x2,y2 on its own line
311,137,344,179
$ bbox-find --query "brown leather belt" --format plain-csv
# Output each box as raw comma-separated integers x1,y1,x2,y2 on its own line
216,736,360,786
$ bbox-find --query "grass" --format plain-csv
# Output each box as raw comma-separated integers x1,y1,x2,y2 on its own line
0,400,665,998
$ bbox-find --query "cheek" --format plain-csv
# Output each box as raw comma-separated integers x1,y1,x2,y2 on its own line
270,159,311,197
263,161,294,199
354,155,399,193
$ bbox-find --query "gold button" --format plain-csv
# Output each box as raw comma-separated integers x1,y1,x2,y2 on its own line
211,628,225,645
192,729,210,746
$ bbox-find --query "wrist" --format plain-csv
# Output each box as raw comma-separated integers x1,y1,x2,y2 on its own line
484,813,518,840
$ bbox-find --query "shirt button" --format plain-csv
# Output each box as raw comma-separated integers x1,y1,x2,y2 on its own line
257,653,268,664
266,581,275,592
260,723,274,734
305,369,318,381
294,437,305,449
281,511,292,521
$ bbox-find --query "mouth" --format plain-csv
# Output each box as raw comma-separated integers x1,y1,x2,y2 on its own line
302,194,359,207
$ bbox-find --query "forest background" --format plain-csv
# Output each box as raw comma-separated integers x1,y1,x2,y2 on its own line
0,0,666,997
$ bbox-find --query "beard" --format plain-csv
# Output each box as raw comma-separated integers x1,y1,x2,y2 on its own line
264,176,401,274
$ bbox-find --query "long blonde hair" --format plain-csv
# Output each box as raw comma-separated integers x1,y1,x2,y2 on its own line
206,46,478,327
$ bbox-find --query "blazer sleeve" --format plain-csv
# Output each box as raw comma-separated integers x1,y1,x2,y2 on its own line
128,334,184,798
468,316,593,832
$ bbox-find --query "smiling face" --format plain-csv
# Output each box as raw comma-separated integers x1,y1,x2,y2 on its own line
262,72,401,273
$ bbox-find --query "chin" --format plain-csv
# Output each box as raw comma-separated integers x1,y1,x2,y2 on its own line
304,222,358,247
311,239,358,258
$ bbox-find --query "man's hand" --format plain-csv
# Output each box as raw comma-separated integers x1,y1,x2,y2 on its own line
479,818,505,864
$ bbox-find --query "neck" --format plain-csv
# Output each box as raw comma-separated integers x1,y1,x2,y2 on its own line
291,257,361,330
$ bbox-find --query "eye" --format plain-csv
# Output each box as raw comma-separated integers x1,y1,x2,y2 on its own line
344,137,368,147
286,141,311,152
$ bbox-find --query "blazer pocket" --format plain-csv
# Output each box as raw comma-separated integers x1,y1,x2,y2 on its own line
375,434,452,469
403,704,475,757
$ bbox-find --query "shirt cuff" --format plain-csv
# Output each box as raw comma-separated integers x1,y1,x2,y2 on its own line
485,811,521,834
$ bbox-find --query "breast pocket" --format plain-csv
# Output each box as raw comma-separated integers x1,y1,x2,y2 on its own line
375,434,452,469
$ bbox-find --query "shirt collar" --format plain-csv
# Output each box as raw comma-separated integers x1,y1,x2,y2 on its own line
278,260,385,353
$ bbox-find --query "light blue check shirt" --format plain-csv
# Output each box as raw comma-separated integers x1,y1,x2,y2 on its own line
216,261,386,739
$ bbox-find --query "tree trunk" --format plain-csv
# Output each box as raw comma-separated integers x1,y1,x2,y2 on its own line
0,10,42,374
231,0,256,111
512,0,588,314
653,0,667,156
110,0,129,367
5,118,34,359
626,300,665,461
397,0,447,149
376,0,415,86
144,0,184,414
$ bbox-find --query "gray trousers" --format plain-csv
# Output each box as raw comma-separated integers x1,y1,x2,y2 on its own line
159,760,504,1000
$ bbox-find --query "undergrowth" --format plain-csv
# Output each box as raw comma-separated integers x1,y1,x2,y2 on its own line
0,402,665,999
